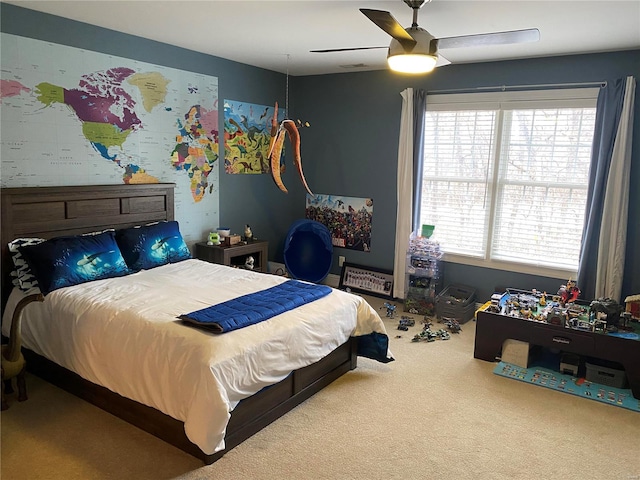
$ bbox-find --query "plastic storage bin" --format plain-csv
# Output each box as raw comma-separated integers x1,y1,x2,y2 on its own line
585,359,628,388
435,284,477,323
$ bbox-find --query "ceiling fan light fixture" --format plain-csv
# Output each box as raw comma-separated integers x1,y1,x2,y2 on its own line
386,26,437,74
387,52,437,74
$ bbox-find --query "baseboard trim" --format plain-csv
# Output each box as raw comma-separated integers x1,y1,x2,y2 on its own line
324,274,340,288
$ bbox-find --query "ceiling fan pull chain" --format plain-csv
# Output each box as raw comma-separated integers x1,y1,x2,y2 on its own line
285,54,290,116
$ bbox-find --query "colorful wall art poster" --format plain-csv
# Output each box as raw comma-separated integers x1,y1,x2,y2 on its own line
223,100,286,174
306,194,373,252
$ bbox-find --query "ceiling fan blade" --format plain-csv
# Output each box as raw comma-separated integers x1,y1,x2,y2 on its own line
310,46,387,53
360,8,417,50
436,55,451,68
310,47,451,69
437,28,540,50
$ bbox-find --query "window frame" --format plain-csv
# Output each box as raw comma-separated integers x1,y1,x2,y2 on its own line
423,88,600,279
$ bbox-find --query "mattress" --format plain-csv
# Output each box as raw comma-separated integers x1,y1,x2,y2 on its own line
1,259,390,454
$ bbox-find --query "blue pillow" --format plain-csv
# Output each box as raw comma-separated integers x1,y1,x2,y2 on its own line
18,231,131,295
115,221,191,271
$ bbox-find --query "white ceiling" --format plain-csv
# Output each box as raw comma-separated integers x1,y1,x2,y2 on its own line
5,0,640,76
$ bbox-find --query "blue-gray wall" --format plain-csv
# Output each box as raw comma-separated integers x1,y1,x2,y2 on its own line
293,52,640,302
2,3,639,303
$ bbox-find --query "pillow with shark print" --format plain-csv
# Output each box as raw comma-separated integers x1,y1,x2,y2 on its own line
18,231,131,295
115,221,191,271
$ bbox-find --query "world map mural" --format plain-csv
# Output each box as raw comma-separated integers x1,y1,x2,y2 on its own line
0,33,220,243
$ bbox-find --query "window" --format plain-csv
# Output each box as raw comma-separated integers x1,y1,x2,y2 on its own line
420,88,599,277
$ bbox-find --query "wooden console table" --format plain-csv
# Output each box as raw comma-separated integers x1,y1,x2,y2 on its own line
475,310,640,399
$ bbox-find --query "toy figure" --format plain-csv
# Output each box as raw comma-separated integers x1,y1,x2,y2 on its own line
412,328,436,342
381,302,397,318
400,316,415,326
443,318,462,333
244,255,255,270
558,279,580,305
438,329,451,340
207,232,220,245
244,224,253,241
398,316,415,330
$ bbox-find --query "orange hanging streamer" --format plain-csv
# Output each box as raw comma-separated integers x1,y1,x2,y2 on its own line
282,119,313,196
268,126,288,193
267,102,314,195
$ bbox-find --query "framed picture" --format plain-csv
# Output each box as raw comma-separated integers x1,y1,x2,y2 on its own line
339,262,394,299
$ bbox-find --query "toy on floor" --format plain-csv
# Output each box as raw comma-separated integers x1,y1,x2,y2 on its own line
381,302,397,318
441,317,462,333
412,328,437,342
397,316,415,330
411,324,450,342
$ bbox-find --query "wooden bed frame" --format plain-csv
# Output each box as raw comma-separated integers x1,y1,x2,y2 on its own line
1,184,357,464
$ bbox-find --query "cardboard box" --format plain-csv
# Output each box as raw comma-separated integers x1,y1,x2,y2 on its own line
224,234,242,246
501,339,531,368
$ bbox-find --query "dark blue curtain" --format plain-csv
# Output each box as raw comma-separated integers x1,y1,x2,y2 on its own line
411,89,427,231
577,79,626,300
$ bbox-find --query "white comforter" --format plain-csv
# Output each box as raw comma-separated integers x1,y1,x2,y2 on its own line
1,259,389,454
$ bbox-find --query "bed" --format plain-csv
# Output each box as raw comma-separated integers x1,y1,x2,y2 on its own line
0,184,392,464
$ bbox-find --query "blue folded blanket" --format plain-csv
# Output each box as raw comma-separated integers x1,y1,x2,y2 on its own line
179,280,332,333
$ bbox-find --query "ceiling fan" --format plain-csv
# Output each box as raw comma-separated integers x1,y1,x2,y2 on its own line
311,0,540,74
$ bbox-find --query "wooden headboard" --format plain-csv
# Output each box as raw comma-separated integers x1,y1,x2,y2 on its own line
1,183,175,312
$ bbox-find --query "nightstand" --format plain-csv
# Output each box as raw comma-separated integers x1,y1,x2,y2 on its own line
195,240,268,272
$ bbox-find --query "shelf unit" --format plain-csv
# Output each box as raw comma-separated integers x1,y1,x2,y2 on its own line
404,234,442,316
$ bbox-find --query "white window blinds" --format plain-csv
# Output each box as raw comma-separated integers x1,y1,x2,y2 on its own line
420,88,598,276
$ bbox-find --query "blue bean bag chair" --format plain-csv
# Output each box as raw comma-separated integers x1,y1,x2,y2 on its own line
284,220,333,284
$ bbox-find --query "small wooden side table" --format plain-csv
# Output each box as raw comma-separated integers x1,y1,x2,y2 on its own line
195,240,268,273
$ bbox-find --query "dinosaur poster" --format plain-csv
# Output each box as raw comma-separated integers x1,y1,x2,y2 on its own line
223,99,286,174
306,194,373,252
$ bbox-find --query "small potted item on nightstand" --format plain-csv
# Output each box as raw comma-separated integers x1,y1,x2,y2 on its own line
217,227,231,238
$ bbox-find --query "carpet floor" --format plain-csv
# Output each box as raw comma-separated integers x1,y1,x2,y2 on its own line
2,294,639,480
